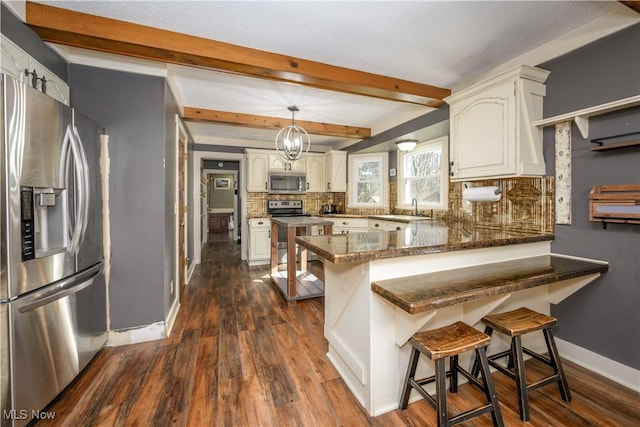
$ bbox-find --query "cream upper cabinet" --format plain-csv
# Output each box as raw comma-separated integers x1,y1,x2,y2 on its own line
268,153,305,172
445,65,549,181
245,150,269,192
324,150,347,192
1,35,70,106
305,153,325,192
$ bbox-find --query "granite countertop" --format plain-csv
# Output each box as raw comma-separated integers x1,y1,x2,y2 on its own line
371,255,609,314
295,220,554,264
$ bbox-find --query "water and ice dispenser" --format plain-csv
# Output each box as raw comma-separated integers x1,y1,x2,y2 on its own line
21,186,67,261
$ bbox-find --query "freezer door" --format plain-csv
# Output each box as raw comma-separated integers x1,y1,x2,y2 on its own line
7,263,106,426
72,111,103,271
2,74,75,298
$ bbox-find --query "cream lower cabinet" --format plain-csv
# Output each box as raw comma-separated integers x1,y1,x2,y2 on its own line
248,218,271,266
368,219,406,231
332,218,369,234
446,65,549,181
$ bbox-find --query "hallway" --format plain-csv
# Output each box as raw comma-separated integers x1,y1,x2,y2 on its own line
36,236,640,426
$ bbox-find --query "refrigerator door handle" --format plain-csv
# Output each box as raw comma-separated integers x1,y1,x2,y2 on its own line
62,124,82,253
16,262,103,313
71,112,90,245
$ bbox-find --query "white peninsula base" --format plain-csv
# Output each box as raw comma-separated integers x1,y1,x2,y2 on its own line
322,241,603,416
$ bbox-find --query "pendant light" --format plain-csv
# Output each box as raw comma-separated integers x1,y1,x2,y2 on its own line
275,106,310,161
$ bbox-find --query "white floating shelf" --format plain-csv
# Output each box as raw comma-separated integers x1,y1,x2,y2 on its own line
533,95,640,138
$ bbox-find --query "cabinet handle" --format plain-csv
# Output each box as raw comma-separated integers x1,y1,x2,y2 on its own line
265,181,268,190
449,160,455,177
268,230,271,238
343,221,349,225
396,226,401,230
328,182,331,190
258,221,263,225
374,224,380,227
307,182,309,190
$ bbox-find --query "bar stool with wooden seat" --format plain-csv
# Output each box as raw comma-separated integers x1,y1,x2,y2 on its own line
399,321,504,427
473,307,572,422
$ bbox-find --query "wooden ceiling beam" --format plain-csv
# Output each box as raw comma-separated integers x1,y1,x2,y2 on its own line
183,107,371,139
619,1,640,14
25,2,450,107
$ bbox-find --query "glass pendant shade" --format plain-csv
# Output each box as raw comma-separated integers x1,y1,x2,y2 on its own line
275,106,310,161
396,139,417,152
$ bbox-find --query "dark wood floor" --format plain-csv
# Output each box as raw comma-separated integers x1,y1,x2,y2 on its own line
38,235,640,426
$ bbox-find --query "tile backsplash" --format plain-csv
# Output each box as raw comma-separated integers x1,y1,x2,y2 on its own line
247,176,554,233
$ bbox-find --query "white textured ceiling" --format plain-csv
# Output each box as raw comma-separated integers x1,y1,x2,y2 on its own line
39,0,634,152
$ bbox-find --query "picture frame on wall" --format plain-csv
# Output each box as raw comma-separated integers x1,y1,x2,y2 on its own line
214,177,231,190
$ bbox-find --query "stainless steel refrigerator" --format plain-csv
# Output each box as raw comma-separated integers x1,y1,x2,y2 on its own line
0,73,107,426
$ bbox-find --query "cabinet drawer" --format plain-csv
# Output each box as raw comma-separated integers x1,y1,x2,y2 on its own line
249,218,271,228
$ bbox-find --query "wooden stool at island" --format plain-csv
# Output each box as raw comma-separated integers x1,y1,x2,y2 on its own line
473,307,571,422
399,321,504,427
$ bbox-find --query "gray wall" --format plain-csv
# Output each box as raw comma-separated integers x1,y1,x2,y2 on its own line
540,24,640,369
69,65,168,330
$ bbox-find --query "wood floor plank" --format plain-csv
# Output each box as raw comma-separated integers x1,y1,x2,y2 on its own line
36,236,640,427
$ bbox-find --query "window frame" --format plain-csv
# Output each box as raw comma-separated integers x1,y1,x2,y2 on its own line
396,135,449,211
347,152,389,209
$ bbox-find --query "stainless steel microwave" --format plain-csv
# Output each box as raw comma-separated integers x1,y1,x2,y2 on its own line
268,172,307,194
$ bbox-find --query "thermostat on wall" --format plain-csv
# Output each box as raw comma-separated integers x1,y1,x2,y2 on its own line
389,168,396,177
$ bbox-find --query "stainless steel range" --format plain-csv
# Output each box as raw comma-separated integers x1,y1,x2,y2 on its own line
267,200,310,263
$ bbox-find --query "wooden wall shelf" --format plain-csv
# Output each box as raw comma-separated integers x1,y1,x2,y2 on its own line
533,95,640,138
591,131,640,151
589,184,640,229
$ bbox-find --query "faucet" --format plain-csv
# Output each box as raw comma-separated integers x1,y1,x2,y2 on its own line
411,198,418,216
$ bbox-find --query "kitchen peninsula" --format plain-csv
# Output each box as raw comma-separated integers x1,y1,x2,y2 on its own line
296,221,608,416
270,216,333,301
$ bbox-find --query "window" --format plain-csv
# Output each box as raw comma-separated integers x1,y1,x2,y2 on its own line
397,136,448,210
348,153,388,208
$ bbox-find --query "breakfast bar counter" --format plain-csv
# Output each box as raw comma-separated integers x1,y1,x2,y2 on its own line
295,221,608,416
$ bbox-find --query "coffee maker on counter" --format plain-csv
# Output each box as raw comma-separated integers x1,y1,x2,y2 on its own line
322,204,339,214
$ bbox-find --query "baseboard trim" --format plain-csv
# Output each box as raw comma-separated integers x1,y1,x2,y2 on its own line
556,338,640,392
165,299,181,337
107,321,165,347
187,260,197,283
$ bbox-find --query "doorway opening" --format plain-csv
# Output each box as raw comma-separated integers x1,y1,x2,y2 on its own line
202,160,240,244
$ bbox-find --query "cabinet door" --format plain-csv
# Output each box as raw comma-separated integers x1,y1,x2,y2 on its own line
269,154,288,171
450,80,515,180
269,154,305,172
325,151,347,192
248,219,271,262
306,155,324,192
246,153,269,192
250,228,271,260
1,35,29,83
29,57,70,105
